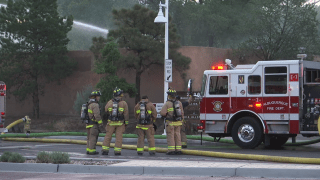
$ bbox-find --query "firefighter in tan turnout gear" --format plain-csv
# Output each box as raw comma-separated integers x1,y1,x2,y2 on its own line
86,90,103,155
134,96,157,156
176,94,193,148
102,87,129,156
160,89,184,155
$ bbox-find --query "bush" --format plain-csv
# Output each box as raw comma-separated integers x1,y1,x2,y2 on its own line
36,151,50,163
0,151,13,162
36,151,70,164
73,85,93,114
49,151,70,164
8,152,25,163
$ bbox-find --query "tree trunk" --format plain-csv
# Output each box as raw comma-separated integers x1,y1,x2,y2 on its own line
135,71,142,104
32,84,40,119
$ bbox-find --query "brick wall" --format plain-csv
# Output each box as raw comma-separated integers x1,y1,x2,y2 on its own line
5,47,247,117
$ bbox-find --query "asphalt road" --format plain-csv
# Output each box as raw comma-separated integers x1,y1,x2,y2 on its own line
1,172,318,180
1,135,320,162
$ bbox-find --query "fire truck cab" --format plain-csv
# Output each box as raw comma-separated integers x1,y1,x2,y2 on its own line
199,59,320,149
0,81,6,131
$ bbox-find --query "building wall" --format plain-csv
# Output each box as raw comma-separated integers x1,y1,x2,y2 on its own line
5,47,238,117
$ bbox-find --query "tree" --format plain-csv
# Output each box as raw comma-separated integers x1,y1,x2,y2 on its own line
92,37,136,104
108,4,191,103
0,0,76,118
140,0,253,48
57,0,139,29
237,0,320,60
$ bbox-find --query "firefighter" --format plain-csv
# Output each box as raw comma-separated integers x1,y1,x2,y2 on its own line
102,87,129,156
160,88,184,155
135,95,157,156
176,94,193,148
23,116,31,136
87,90,103,155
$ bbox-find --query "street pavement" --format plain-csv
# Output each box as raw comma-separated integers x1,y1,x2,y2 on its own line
0,135,320,179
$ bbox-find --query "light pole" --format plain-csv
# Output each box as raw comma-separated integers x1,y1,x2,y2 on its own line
154,0,169,104
154,0,169,135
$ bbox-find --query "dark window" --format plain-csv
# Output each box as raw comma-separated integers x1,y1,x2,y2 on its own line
265,67,287,74
265,66,287,94
248,75,261,94
209,76,228,95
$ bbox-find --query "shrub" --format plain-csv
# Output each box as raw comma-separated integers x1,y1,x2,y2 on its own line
73,85,93,114
49,151,70,164
36,151,50,163
7,152,25,163
0,151,13,162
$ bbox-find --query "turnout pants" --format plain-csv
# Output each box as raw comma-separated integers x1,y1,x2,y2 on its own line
166,122,182,152
180,121,187,146
88,124,99,152
86,127,90,150
136,124,155,153
102,124,125,153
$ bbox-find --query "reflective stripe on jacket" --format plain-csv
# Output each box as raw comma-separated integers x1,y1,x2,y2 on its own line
105,98,129,125
160,100,184,122
88,102,102,124
134,100,157,125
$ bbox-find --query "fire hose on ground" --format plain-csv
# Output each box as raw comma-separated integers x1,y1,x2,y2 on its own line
1,118,320,164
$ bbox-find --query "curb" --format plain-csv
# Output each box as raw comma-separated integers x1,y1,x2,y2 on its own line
0,162,320,178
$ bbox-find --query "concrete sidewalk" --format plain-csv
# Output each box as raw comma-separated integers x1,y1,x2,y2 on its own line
0,158,319,179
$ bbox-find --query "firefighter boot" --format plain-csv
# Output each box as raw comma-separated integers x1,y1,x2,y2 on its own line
137,152,143,156
149,152,156,156
88,151,99,155
166,151,176,155
115,152,121,156
101,151,108,155
175,151,183,155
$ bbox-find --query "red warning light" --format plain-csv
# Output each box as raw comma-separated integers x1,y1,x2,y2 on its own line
0,84,5,90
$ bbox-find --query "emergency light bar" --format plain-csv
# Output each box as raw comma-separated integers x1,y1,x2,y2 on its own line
211,65,226,70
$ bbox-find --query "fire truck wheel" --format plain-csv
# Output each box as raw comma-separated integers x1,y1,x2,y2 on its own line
265,136,289,149
231,117,263,149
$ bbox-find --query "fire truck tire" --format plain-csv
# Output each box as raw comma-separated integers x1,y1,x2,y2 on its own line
265,136,289,149
231,117,263,149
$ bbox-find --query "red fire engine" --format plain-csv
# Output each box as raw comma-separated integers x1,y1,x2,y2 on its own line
0,81,6,130
198,59,320,149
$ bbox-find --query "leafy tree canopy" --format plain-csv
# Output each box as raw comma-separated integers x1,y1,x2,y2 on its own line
108,4,191,103
92,37,136,104
57,0,139,29
237,0,320,60
0,0,76,118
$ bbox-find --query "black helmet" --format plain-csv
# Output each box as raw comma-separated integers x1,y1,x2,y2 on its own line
90,90,102,97
113,87,123,97
167,88,177,96
176,95,181,100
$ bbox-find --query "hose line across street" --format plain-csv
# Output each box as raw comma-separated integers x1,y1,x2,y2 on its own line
1,118,320,164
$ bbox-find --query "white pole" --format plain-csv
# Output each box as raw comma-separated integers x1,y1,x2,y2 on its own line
163,0,169,135
164,0,169,104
